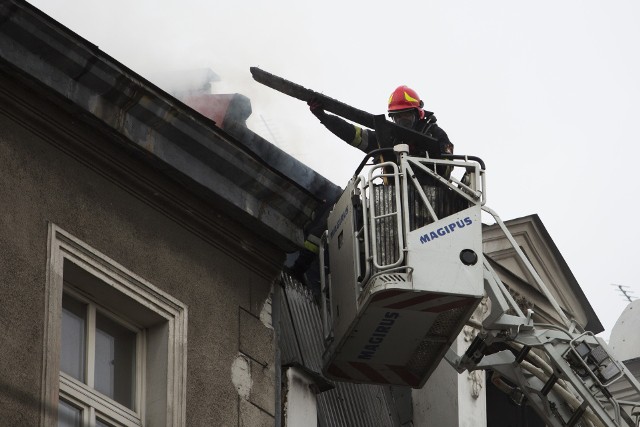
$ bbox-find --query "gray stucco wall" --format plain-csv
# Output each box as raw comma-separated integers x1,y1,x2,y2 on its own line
0,74,281,426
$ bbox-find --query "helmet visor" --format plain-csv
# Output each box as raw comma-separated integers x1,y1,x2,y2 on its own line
389,110,417,129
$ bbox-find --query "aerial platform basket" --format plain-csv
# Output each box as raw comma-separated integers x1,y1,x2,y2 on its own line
320,148,486,388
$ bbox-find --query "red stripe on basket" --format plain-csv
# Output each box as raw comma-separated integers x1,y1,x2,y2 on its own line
349,361,389,384
387,365,421,387
384,293,442,309
371,289,406,302
421,298,474,313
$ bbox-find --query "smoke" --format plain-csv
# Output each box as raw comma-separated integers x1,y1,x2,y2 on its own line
26,0,640,336
26,0,344,181
28,0,392,184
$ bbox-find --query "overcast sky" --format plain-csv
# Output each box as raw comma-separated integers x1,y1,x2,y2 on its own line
28,0,640,340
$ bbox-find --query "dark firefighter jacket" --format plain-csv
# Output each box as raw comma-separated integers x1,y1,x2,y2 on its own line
314,111,453,157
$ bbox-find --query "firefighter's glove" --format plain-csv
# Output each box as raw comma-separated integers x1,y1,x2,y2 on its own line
442,141,454,155
308,98,326,121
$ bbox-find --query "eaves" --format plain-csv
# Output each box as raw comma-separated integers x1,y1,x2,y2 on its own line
0,0,328,252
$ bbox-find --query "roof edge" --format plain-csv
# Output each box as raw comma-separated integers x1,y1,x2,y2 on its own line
0,0,325,251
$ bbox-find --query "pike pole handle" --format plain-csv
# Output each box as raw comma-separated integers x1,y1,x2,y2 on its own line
250,67,376,129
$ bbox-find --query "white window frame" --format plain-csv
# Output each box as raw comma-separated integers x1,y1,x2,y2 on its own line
60,288,145,426
58,390,131,427
41,224,188,427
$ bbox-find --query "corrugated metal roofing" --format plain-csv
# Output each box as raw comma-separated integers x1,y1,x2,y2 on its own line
279,273,406,427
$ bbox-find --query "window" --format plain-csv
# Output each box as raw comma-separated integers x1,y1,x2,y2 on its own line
42,225,188,427
58,289,141,426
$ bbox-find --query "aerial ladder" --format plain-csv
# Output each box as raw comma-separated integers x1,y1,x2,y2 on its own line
251,68,640,427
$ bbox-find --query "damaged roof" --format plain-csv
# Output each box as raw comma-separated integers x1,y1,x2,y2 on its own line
0,0,341,252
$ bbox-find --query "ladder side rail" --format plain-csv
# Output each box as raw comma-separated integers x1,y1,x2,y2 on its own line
480,205,640,424
482,205,573,329
406,157,484,204
408,158,480,204
403,162,439,223
367,162,405,270
446,155,486,205
390,161,405,267
591,336,640,418
520,327,640,399
515,329,637,427
475,158,487,206
539,334,627,427
482,264,518,327
355,177,372,290
449,174,479,201
481,260,534,333
399,151,412,244
480,165,487,206
447,332,605,427
365,164,389,270
448,264,636,426
467,328,627,427
602,399,640,427
593,338,640,399
455,160,486,206
567,332,626,389
484,258,527,318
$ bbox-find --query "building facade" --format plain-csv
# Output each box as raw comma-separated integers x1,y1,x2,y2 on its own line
0,1,338,425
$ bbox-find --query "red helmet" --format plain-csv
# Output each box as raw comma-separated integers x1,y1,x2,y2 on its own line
388,85,425,120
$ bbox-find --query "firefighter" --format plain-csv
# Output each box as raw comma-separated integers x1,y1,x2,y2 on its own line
308,85,453,158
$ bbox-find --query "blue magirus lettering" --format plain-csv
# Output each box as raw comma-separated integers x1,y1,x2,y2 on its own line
358,312,399,360
419,216,473,244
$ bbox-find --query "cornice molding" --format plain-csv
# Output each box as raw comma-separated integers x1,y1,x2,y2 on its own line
0,75,285,280
0,0,319,253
